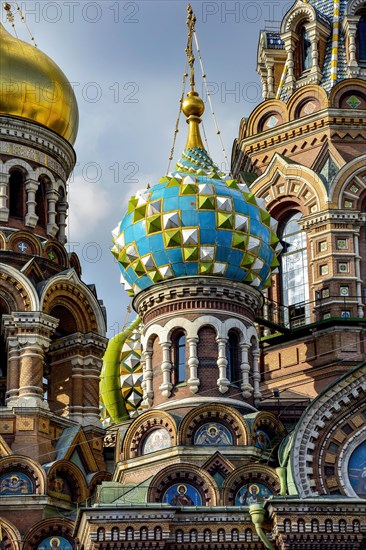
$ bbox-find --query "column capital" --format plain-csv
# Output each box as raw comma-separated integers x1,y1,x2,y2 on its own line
25,178,39,191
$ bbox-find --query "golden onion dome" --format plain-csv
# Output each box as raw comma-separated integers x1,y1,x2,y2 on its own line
0,23,78,144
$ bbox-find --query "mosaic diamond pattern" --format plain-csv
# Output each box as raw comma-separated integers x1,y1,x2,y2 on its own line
112,147,281,296
119,326,143,414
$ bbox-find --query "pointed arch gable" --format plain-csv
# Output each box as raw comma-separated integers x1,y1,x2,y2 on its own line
281,0,317,34
40,269,106,335
251,153,327,212
329,154,366,207
0,263,39,311
346,0,366,16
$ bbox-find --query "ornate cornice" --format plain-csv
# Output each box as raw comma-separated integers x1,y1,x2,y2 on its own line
133,276,263,324
0,116,76,179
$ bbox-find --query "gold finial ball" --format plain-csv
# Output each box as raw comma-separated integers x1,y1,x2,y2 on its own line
182,91,205,118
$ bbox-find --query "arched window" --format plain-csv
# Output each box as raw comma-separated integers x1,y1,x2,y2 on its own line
280,212,310,327
357,14,366,62
217,528,225,541
111,527,119,541
35,179,47,228
339,520,346,533
189,529,197,542
284,519,292,533
204,529,211,542
172,331,186,384
9,170,24,219
311,519,319,533
231,529,239,541
325,519,333,533
227,330,240,384
175,530,183,543
96,528,105,541
126,527,134,541
353,519,360,533
154,526,162,540
140,527,148,540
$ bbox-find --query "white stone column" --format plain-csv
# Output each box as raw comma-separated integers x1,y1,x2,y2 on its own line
258,65,268,100
159,342,173,397
57,200,68,244
266,63,275,98
187,337,199,394
240,342,253,399
216,337,229,394
344,17,360,68
307,27,322,80
47,189,59,237
283,32,297,91
252,349,262,404
25,178,39,227
0,172,9,222
141,350,153,408
354,232,364,318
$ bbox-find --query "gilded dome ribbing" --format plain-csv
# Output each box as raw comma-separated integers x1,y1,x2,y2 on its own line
0,23,79,144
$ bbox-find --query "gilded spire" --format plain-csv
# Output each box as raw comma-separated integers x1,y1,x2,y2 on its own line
182,4,205,150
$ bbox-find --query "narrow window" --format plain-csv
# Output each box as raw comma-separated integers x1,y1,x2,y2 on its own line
301,27,313,71
172,331,186,384
280,212,310,327
358,14,366,62
35,179,47,228
9,170,24,218
227,331,240,384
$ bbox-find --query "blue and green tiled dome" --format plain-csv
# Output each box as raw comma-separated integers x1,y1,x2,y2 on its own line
112,92,281,296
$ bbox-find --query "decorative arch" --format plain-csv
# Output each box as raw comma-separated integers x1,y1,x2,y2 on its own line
3,158,35,179
43,239,69,268
40,269,106,335
329,78,366,109
7,230,42,257
222,464,280,505
281,0,317,34
0,263,39,311
251,153,327,213
329,154,366,207
177,403,249,446
289,362,366,498
68,252,82,278
142,318,196,348
222,318,248,341
23,519,75,550
148,463,218,506
251,411,286,447
287,85,328,120
0,518,21,550
346,0,366,15
0,455,46,494
47,459,88,503
88,470,113,499
246,99,288,138
121,409,177,460
33,166,57,187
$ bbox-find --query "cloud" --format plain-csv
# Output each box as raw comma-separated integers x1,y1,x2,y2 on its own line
68,175,111,241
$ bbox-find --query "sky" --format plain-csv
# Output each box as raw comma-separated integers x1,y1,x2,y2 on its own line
2,1,293,336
